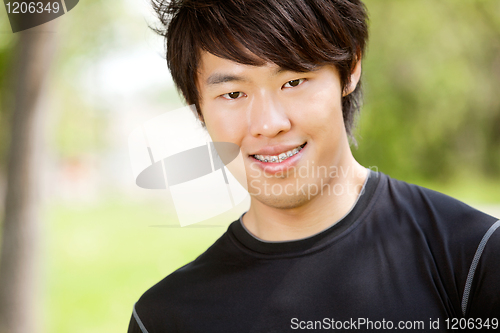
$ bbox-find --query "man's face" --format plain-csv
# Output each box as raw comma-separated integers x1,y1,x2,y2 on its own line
197,52,353,209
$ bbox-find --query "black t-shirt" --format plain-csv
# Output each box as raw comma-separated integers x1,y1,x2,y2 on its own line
128,171,500,332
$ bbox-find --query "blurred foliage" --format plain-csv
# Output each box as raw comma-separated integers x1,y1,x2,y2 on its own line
0,12,17,173
52,86,108,158
356,0,500,186
50,0,136,159
56,0,141,61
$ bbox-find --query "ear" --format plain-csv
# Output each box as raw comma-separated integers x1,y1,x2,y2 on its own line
342,58,362,97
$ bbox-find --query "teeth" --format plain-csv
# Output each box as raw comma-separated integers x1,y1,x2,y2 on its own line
254,144,305,163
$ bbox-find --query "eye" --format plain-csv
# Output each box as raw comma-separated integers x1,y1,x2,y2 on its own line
283,78,305,88
221,91,246,100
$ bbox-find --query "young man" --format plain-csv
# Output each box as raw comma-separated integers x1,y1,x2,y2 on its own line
128,0,500,331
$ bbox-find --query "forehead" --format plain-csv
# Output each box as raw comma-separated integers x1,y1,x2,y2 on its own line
198,52,290,86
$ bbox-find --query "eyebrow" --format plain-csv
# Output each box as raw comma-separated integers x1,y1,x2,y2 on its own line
205,67,289,86
206,74,248,86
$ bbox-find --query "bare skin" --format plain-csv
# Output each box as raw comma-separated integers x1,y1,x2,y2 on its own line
197,51,367,241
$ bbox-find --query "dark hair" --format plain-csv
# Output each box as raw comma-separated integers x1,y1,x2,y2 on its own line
152,0,369,141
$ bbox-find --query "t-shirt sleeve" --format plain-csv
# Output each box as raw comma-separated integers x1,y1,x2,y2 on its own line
465,219,500,319
127,304,149,333
127,314,143,333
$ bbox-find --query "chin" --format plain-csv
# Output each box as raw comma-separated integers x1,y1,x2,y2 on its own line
252,192,316,210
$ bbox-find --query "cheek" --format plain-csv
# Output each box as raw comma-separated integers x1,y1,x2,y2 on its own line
291,86,344,132
202,102,246,145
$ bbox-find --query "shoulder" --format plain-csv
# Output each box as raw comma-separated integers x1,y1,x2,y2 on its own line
378,173,500,316
378,173,498,233
374,173,498,274
132,226,242,330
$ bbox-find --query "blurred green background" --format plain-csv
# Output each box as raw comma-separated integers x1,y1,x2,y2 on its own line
0,0,499,332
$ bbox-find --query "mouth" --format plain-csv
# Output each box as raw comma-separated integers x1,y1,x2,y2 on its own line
251,143,307,163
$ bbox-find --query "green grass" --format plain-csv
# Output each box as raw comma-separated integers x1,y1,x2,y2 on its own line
43,198,230,333
414,175,500,206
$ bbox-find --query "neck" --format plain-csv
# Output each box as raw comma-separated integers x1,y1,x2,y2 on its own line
242,160,368,242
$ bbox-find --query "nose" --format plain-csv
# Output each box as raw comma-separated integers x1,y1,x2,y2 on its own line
248,92,291,138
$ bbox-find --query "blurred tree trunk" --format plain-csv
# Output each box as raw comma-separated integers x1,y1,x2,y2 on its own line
0,20,58,333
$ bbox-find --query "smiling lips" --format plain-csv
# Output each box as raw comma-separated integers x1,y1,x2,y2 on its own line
252,143,306,163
